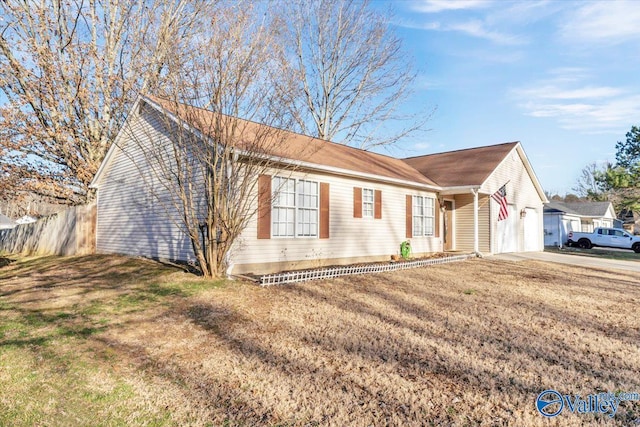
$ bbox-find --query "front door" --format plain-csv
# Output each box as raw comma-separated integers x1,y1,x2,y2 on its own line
444,200,454,251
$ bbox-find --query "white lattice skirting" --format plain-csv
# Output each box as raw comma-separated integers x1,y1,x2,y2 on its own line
259,253,476,286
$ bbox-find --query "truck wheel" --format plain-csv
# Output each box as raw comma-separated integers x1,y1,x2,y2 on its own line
633,243,640,254
578,238,592,249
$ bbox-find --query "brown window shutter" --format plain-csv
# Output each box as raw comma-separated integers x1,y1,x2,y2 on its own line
434,198,441,238
257,175,271,239
353,187,362,218
406,195,412,238
320,183,330,239
374,190,382,219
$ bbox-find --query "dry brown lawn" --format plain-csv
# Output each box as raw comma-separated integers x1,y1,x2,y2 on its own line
0,254,639,426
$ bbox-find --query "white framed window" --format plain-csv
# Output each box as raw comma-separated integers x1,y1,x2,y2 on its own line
272,177,296,237
412,196,435,237
362,188,374,218
297,180,318,237
272,177,318,238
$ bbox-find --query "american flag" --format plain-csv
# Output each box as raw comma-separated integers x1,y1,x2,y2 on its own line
491,184,509,221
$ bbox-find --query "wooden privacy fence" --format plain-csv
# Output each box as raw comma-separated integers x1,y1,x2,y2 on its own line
260,253,476,286
0,203,96,256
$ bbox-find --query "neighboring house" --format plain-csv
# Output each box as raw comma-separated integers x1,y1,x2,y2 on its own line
0,214,16,230
15,215,37,225
90,95,548,275
619,209,640,235
543,201,617,246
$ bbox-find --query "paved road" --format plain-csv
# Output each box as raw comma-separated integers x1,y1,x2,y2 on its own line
489,251,640,273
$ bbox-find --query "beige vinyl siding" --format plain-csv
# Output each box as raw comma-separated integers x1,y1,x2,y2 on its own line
96,108,442,274
453,193,490,253
96,109,197,262
482,147,544,253
231,170,442,274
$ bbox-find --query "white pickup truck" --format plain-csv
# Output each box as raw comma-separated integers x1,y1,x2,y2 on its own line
568,227,640,253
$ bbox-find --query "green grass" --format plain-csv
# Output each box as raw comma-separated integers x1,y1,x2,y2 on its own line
0,345,172,426
0,254,225,426
545,245,640,261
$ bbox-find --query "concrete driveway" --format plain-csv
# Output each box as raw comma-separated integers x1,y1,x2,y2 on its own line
489,251,640,273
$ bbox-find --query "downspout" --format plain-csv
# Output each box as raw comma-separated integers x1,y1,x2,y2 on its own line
471,188,480,256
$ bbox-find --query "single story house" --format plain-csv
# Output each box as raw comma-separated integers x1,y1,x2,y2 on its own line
543,201,617,247
89,95,548,274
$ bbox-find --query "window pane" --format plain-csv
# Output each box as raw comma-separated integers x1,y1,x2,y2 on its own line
425,217,434,236
426,198,434,217
413,196,423,216
413,215,422,236
363,188,374,218
296,180,318,236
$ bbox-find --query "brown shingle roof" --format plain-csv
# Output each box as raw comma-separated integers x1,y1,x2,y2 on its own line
144,95,438,187
402,142,519,187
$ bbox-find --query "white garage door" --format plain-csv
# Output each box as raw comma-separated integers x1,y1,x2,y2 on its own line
496,204,517,253
523,208,540,252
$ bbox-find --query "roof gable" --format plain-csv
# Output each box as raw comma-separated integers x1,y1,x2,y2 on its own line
402,142,519,187
544,201,614,217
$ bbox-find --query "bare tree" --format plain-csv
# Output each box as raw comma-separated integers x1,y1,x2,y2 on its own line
276,0,428,150
124,2,299,278
0,0,205,204
573,162,606,200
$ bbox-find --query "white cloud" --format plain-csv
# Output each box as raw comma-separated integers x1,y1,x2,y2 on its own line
448,19,527,45
487,1,558,25
410,0,494,13
395,18,526,46
560,0,640,44
391,18,443,32
397,2,527,46
413,142,432,150
513,71,640,133
517,86,624,100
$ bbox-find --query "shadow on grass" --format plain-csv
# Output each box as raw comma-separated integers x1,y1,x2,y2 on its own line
0,256,15,269
0,254,213,353
182,301,427,425
168,265,640,424
93,333,275,426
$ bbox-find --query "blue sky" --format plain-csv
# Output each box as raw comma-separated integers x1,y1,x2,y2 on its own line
374,0,640,195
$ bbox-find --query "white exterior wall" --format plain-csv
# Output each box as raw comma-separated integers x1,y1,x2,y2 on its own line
231,169,441,274
544,213,581,246
95,110,196,262
481,147,545,253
